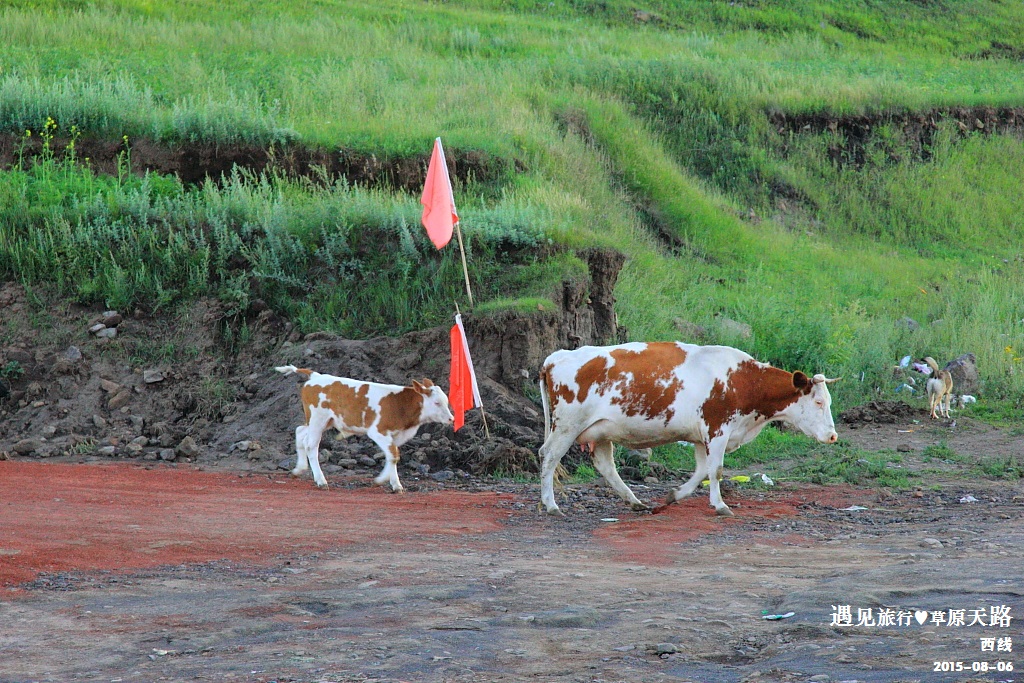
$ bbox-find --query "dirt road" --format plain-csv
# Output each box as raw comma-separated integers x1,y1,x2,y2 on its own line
2,459,1022,683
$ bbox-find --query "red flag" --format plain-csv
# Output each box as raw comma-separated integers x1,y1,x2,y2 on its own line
421,137,458,250
449,314,481,431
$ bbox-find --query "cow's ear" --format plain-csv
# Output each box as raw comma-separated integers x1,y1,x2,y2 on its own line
421,378,434,387
792,371,811,392
411,379,424,392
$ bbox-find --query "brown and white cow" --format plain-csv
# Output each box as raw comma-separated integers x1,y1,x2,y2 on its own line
537,342,840,516
275,365,454,491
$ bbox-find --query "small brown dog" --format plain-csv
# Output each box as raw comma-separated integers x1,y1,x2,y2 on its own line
924,357,954,419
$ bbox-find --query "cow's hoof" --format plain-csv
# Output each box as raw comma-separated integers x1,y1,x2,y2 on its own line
715,505,734,517
663,491,680,506
315,482,329,489
630,501,651,511
545,506,566,517
391,487,406,494
289,470,302,478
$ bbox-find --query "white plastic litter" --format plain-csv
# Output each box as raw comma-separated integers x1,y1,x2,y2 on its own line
958,495,978,504
899,355,911,368
754,472,775,486
841,505,869,511
762,612,796,620
911,361,933,375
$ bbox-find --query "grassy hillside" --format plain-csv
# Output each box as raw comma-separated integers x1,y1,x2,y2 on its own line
2,0,1024,418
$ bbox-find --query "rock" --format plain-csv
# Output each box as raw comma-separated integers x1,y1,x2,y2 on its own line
672,319,708,342
92,414,107,429
716,316,752,339
158,449,177,461
126,442,144,455
430,469,455,481
97,446,117,456
897,316,920,331
358,455,377,468
278,458,293,470
229,440,255,453
99,379,121,394
920,538,943,549
89,323,107,335
337,458,359,468
12,438,41,455
130,436,149,447
896,444,913,453
129,415,145,430
95,328,117,339
655,643,679,655
143,369,165,384
108,389,133,410
41,425,57,437
101,311,123,328
64,346,82,361
943,353,979,395
175,436,201,459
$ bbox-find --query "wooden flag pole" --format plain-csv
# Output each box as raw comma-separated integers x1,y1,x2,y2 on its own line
454,223,474,308
455,302,490,439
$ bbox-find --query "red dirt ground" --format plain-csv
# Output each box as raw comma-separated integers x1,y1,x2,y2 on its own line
0,461,515,587
1,460,873,586
593,485,869,565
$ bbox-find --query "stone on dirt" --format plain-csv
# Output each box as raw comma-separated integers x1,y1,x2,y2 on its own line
12,438,41,455
943,353,979,395
175,436,201,459
143,369,166,384
108,389,133,410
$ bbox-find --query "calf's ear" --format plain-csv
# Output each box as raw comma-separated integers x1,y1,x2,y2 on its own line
421,378,435,387
792,371,811,391
411,379,424,392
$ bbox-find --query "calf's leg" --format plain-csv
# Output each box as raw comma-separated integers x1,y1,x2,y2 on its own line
590,440,648,510
298,414,331,488
291,425,310,477
369,434,404,492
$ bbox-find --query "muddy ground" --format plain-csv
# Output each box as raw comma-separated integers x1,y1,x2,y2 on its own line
2,282,1023,683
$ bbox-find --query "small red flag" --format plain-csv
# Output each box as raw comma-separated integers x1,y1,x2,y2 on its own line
421,137,458,250
449,314,482,431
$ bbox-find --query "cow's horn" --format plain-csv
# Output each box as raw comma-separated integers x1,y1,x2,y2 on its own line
824,376,842,383
812,374,842,384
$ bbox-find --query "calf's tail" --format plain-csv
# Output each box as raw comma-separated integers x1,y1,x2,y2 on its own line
275,365,314,378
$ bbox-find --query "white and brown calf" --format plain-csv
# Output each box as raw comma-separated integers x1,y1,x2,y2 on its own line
538,342,840,516
275,365,454,491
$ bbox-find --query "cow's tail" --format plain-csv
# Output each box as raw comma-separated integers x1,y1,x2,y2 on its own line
275,365,314,378
538,366,552,440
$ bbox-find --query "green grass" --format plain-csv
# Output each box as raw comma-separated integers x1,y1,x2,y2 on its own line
3,0,1024,426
